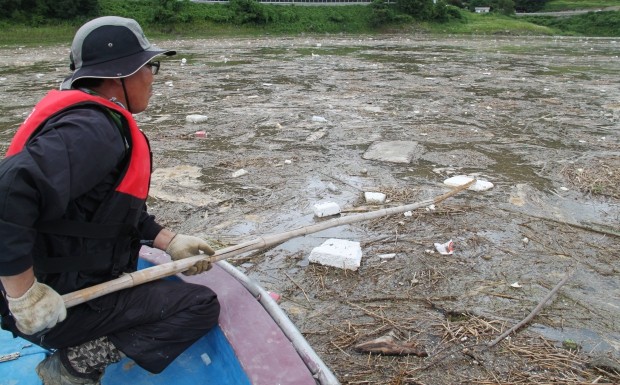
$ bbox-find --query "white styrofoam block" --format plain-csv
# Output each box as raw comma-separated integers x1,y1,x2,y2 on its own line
231,169,248,178
364,192,386,204
313,202,341,218
443,175,494,191
186,114,209,123
309,239,362,271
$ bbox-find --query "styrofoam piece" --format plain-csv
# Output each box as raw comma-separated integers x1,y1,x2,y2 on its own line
231,169,248,178
309,239,362,271
313,202,341,218
443,175,493,191
186,114,209,123
378,253,396,260
364,192,386,204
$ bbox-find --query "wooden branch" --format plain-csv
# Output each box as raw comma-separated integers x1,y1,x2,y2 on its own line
499,207,620,238
487,269,575,348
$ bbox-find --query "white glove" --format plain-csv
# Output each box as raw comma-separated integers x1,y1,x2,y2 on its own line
166,234,215,275
6,280,66,335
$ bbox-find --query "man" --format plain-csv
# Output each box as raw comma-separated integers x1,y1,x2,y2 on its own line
0,16,220,385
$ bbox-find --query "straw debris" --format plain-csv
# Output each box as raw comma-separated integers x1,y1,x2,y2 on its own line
561,156,620,199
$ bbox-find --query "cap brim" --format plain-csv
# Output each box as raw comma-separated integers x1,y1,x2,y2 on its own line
68,48,175,87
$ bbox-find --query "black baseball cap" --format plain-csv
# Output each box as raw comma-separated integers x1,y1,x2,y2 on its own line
63,16,175,88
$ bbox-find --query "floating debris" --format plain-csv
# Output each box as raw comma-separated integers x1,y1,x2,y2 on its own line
444,175,493,191
231,169,248,178
434,239,454,255
309,239,362,271
313,201,341,218
364,192,386,204
186,114,209,123
354,333,427,357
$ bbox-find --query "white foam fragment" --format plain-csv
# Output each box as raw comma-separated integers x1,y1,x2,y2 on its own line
443,175,493,191
186,114,209,124
309,239,362,271
364,192,386,204
313,202,341,218
378,253,396,260
231,169,248,178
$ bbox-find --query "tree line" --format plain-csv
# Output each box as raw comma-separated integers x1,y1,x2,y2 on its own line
0,0,550,24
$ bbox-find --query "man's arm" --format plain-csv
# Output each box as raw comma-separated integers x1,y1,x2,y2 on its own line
153,228,175,250
0,268,35,298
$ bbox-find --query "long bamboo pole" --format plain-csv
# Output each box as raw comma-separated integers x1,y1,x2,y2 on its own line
62,180,475,308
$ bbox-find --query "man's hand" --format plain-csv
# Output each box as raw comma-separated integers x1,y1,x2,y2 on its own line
165,234,215,275
6,280,66,335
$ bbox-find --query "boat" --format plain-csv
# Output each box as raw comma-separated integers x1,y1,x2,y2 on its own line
0,246,340,385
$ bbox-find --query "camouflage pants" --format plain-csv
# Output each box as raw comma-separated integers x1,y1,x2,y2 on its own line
63,336,121,376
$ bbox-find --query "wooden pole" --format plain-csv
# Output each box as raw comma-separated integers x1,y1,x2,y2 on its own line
62,180,475,308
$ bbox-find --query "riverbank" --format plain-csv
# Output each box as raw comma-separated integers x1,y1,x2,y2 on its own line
1,1,620,47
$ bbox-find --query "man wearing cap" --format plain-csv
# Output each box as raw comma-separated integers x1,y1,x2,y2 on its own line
0,16,220,385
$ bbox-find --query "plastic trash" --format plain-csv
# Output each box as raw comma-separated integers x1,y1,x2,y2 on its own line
313,202,341,218
268,291,282,303
443,175,493,191
186,114,209,124
365,192,386,204
434,240,454,255
231,169,248,178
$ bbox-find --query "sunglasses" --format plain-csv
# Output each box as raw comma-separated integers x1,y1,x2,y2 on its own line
145,61,160,75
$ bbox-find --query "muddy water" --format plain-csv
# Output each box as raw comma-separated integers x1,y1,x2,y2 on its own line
1,35,619,382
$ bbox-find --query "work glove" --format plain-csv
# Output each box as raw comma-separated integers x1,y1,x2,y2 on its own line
166,234,215,275
6,279,66,335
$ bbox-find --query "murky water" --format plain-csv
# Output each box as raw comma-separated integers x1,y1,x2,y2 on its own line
1,35,619,381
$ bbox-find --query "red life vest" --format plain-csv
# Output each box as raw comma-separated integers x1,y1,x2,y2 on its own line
4,89,152,281
6,89,150,199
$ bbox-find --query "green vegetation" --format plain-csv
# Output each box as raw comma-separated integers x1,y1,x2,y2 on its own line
0,25,78,45
0,0,618,47
426,11,554,34
520,10,620,36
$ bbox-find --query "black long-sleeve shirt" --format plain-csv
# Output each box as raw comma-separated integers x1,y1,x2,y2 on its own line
0,106,162,277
